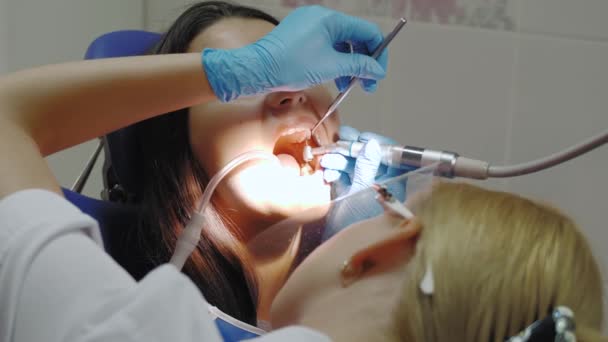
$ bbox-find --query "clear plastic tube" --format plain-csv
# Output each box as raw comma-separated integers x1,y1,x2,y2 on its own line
170,150,278,269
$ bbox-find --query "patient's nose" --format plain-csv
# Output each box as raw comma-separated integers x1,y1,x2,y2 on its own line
265,91,307,110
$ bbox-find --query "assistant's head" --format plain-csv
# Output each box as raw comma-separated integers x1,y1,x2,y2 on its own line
271,182,605,341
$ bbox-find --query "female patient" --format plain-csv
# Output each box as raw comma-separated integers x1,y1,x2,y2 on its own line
106,1,342,324
270,182,606,341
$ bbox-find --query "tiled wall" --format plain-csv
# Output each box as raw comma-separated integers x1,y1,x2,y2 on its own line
0,0,8,74
146,0,608,327
0,0,144,198
511,4,608,329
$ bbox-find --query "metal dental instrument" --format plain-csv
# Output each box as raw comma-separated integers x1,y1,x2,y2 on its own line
309,18,407,143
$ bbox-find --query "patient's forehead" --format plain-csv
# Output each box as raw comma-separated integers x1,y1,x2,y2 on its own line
187,17,276,52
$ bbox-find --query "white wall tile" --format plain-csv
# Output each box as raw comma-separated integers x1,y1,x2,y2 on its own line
264,0,519,31
46,140,105,198
339,23,516,166
519,0,608,41
0,0,8,74
144,1,291,31
508,35,608,323
7,0,144,70
145,0,189,31
5,0,143,197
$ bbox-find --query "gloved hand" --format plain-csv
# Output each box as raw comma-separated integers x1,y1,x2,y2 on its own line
320,126,416,239
202,5,389,102
333,41,383,93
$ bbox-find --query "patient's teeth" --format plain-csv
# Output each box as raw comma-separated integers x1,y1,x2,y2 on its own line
279,127,312,143
281,127,306,136
303,145,315,162
300,163,313,176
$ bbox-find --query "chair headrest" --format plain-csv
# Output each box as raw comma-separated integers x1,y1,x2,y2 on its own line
103,125,144,201
63,188,153,279
63,188,139,249
85,30,162,59
85,30,162,201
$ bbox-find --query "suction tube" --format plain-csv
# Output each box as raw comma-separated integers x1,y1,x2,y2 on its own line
170,150,278,270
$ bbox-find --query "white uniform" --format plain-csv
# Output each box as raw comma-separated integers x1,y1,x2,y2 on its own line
0,189,330,342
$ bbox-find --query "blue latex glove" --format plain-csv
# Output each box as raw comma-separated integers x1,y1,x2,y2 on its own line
202,6,389,102
321,126,414,188
320,126,416,238
333,41,382,93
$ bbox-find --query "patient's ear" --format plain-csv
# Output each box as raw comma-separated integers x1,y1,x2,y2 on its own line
341,218,422,287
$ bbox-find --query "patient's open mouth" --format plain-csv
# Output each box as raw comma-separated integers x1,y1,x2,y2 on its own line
273,128,317,175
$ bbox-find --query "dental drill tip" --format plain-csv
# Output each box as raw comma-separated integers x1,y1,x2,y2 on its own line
303,145,314,162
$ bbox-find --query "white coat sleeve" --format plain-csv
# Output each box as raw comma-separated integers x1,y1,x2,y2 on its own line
1,189,223,342
0,189,331,342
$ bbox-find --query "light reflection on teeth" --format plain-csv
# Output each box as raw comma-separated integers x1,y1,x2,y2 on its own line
300,163,313,176
280,127,311,140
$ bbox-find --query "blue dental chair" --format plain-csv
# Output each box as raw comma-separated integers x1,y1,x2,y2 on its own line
63,30,262,341
63,30,162,273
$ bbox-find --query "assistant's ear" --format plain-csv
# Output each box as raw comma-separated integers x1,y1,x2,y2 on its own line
341,218,422,287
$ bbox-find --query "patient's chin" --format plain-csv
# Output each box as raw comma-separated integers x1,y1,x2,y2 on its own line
267,171,331,216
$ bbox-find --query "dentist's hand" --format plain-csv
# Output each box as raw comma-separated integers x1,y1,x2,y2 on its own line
321,126,411,188
202,6,388,102
320,126,415,239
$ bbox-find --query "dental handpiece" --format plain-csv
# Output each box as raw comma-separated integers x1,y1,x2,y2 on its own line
310,141,465,178
309,127,608,180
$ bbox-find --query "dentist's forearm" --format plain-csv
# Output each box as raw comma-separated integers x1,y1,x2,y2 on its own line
0,53,215,156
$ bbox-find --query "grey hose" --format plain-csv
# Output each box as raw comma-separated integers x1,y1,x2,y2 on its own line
487,128,608,178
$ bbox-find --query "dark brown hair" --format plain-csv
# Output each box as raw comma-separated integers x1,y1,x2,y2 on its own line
129,1,279,324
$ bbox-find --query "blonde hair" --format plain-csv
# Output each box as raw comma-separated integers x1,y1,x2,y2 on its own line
393,182,605,342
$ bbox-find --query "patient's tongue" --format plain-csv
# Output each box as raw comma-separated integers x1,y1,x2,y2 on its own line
277,154,300,176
